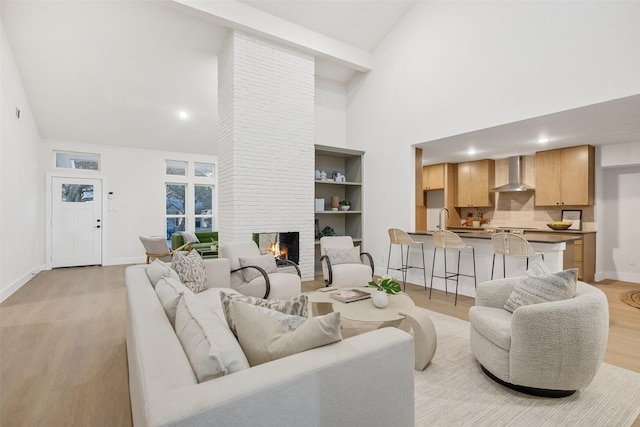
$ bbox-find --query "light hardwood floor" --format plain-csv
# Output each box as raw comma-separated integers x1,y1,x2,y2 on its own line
1,266,639,426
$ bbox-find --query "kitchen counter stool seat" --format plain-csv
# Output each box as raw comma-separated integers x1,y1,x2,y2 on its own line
491,233,544,279
386,228,427,291
430,230,476,305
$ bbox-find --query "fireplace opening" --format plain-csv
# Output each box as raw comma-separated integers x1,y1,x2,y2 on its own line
253,232,299,265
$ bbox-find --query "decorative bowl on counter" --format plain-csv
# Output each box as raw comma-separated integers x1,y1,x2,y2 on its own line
547,221,572,230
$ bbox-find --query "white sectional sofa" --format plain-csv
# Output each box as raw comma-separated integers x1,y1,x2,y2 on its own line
125,259,416,427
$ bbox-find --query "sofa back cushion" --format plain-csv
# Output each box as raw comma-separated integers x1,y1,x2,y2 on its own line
156,278,194,327
146,259,180,288
174,294,249,382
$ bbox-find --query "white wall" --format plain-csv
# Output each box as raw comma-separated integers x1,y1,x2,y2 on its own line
347,1,640,281
316,78,347,148
41,140,217,266
596,142,640,283
1,22,44,302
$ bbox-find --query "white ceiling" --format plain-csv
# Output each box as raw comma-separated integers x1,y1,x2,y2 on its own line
2,0,639,160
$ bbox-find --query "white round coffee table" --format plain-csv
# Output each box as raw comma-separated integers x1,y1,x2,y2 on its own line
307,287,437,370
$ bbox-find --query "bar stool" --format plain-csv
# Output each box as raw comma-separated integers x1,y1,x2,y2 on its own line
386,228,427,291
491,232,544,279
430,230,476,306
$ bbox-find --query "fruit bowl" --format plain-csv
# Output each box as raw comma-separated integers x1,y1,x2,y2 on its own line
547,221,572,230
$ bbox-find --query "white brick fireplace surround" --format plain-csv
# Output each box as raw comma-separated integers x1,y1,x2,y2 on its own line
218,30,315,281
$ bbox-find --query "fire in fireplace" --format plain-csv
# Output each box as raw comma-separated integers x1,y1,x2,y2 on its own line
253,232,299,265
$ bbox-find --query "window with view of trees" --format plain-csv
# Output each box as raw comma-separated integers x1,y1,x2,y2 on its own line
165,160,216,241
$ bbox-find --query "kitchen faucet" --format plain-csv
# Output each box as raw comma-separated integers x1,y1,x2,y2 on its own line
438,207,450,230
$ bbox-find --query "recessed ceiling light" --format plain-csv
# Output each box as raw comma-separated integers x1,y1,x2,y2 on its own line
467,149,478,155
537,137,550,143
178,111,189,120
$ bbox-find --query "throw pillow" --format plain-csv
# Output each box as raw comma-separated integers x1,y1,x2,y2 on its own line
155,277,193,327
146,259,180,288
524,258,551,277
181,231,200,244
219,291,308,336
324,247,361,265
174,294,250,382
230,299,342,366
238,254,278,282
172,250,208,293
504,268,578,313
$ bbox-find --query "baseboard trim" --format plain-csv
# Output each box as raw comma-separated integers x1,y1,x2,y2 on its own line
0,264,45,303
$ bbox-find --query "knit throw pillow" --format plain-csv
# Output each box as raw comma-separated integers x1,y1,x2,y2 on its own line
219,291,308,337
504,268,578,313
171,250,207,293
324,247,361,265
238,254,278,282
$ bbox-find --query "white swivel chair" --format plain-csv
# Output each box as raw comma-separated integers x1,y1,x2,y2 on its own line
219,241,301,300
430,230,476,305
386,228,426,291
320,236,374,288
491,232,544,279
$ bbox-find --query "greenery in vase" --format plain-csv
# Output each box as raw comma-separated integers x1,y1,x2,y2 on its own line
339,199,351,206
368,276,402,295
320,226,336,237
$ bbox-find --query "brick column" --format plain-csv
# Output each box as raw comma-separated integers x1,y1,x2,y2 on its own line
218,30,315,280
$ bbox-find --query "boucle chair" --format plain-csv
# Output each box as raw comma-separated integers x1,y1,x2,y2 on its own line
219,241,301,300
469,277,609,397
320,236,374,288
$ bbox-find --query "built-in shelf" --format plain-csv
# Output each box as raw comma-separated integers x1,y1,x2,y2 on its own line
314,145,364,273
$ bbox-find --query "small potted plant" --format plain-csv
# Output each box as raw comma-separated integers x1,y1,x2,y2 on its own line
368,276,402,308
339,199,351,211
210,238,218,251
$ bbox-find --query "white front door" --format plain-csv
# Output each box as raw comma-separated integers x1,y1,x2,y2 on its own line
51,177,102,268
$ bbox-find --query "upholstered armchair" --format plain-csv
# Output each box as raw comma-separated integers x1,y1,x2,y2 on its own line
469,277,609,397
219,241,301,300
139,236,191,263
320,236,374,288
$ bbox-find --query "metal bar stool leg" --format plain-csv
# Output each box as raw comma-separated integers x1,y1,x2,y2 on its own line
503,254,506,279
454,250,461,306
386,242,392,275
491,253,496,280
429,247,437,299
472,247,477,289
420,242,427,290
443,248,448,295
400,245,407,290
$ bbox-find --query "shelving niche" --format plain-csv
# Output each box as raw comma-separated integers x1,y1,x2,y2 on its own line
314,145,364,273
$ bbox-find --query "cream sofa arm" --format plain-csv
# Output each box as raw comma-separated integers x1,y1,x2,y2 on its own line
475,277,518,308
145,328,415,427
509,283,609,390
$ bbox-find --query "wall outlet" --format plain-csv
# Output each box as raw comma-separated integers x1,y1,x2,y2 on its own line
630,257,638,266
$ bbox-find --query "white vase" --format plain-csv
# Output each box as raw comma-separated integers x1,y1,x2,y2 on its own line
373,290,389,308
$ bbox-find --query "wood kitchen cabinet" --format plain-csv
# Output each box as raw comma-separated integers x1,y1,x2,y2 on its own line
535,145,595,206
423,163,445,190
455,159,495,207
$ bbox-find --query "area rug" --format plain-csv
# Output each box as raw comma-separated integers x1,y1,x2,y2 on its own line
620,290,640,309
341,311,640,426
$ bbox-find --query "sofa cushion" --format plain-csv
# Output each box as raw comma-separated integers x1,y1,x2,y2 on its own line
324,247,361,265
146,259,180,288
181,231,200,244
468,306,513,351
219,291,308,336
196,288,241,323
155,277,194,327
504,268,578,313
238,254,277,282
172,250,207,293
231,299,342,366
174,294,249,382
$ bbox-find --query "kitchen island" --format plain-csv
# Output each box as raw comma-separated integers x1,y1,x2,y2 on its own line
405,231,585,299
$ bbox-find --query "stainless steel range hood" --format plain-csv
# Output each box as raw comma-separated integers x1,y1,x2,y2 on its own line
490,156,534,192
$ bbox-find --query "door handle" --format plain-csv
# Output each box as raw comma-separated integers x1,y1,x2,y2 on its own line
96,225,101,229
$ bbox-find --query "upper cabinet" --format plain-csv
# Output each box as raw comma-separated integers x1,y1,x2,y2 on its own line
535,145,594,206
455,159,495,207
423,163,445,190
